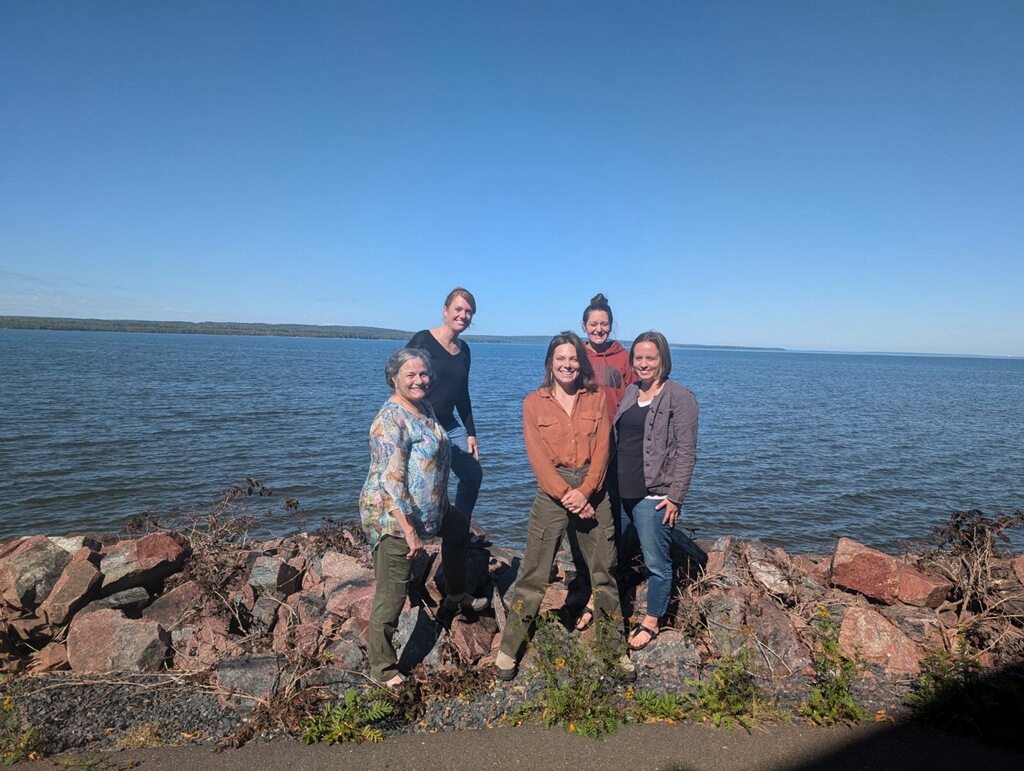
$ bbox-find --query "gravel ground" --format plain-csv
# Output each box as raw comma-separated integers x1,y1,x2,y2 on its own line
9,660,915,756
12,673,251,751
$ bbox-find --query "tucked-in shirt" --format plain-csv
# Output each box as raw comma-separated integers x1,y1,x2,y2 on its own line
522,387,610,500
407,330,476,436
359,400,450,547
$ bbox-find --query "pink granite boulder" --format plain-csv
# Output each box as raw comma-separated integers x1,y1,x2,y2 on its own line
99,533,188,596
839,606,921,675
142,580,204,630
67,608,170,672
36,546,103,627
830,537,951,608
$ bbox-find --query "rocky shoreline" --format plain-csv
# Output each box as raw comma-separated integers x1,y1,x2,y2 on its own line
3,502,1024,756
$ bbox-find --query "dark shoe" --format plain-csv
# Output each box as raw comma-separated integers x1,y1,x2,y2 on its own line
443,593,490,614
628,624,660,651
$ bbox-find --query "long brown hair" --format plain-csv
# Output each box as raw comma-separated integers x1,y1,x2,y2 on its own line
540,331,597,392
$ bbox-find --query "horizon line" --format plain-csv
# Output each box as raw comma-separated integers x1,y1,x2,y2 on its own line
0,314,1019,360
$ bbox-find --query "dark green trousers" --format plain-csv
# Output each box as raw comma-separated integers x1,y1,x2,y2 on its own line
367,507,469,682
499,467,626,663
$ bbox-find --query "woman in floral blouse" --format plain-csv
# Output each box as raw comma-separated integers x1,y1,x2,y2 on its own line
359,347,485,687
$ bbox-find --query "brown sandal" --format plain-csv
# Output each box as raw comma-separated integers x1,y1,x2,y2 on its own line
575,606,595,632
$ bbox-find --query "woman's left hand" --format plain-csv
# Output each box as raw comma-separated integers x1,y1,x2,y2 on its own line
655,498,680,527
561,488,589,515
466,435,480,460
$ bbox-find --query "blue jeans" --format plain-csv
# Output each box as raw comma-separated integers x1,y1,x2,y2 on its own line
446,425,482,517
620,497,704,619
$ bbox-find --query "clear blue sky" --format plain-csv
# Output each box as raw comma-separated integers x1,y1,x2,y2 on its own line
2,2,1021,356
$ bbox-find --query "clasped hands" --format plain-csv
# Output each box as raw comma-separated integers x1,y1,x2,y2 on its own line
560,488,595,519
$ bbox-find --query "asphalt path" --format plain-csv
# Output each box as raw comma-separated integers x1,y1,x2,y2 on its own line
23,721,1023,770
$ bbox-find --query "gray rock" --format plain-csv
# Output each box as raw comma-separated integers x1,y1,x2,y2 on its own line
214,652,289,705
0,534,73,610
86,586,152,615
247,555,300,599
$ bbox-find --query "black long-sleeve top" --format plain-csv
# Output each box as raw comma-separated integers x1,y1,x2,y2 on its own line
407,330,477,436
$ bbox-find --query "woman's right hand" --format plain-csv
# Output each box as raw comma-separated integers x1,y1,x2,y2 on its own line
392,510,425,560
404,530,426,560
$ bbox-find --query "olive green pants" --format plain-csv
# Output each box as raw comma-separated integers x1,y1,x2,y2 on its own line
499,467,626,663
367,507,469,682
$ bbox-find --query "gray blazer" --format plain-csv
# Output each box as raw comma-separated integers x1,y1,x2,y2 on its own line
613,380,699,505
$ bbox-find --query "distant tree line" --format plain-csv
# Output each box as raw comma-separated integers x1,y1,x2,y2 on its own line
0,316,413,339
0,316,783,351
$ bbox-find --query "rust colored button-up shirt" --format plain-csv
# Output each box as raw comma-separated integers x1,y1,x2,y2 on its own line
522,387,610,501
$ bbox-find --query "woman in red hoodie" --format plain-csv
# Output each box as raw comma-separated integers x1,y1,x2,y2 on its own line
567,293,637,631
582,293,636,422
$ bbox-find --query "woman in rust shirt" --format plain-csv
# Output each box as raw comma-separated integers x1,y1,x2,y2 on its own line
494,331,632,681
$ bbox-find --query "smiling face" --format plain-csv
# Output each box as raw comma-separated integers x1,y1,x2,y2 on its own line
632,341,662,387
583,310,611,349
393,357,431,405
550,343,581,390
443,294,475,334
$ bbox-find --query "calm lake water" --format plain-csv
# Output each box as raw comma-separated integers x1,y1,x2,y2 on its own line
1,329,1022,554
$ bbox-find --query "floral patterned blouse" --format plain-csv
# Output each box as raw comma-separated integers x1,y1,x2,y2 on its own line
359,399,451,548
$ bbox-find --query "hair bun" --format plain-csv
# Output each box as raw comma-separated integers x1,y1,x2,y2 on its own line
590,293,609,306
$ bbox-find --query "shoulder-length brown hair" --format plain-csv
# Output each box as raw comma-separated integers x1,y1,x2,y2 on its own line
630,331,673,384
540,331,597,392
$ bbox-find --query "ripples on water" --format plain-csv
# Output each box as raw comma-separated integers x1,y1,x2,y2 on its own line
1,330,1022,555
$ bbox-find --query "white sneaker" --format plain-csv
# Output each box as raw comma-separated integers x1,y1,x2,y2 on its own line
614,653,637,682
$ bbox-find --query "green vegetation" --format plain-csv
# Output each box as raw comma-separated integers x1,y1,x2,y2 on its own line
512,613,624,737
907,644,1024,750
0,315,415,340
114,722,165,750
800,605,870,725
685,649,767,730
299,688,393,745
1,691,40,766
622,650,779,731
624,688,688,722
510,615,783,738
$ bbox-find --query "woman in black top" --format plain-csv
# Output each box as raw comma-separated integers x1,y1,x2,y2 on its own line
407,287,483,517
